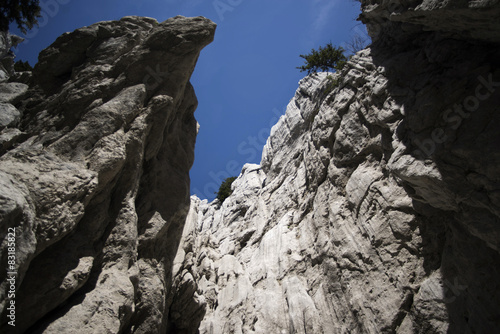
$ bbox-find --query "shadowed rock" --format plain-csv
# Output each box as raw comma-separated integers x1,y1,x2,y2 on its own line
172,1,500,333
0,15,215,334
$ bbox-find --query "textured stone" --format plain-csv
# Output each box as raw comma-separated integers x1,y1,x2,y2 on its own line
1,1,500,333
0,15,215,333
0,82,28,104
172,2,500,332
0,102,21,129
0,31,23,81
360,0,500,44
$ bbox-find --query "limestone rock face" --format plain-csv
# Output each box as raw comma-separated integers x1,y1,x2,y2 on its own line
175,2,500,333
360,0,500,44
0,16,215,333
0,31,23,81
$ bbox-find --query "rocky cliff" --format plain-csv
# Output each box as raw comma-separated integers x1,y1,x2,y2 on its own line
1,1,500,333
0,31,23,81
174,1,500,333
0,16,215,333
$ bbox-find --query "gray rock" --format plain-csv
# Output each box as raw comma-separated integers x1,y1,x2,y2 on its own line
1,1,499,333
173,2,500,333
0,103,20,129
0,128,24,153
0,31,23,81
360,0,500,44
0,82,27,130
0,82,28,104
0,15,215,333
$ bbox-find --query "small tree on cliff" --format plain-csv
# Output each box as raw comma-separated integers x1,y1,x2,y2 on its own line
0,0,41,33
14,59,32,71
216,176,237,203
297,43,347,74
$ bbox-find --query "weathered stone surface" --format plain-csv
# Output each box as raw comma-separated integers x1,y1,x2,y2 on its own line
0,103,21,129
360,0,500,44
1,1,499,333
0,82,28,104
173,2,500,333
0,31,23,81
0,15,215,333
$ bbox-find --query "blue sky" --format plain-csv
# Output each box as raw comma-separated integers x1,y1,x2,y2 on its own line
11,0,366,200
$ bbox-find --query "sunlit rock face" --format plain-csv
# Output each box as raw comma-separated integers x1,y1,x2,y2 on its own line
0,16,215,333
174,1,500,333
1,1,499,333
0,31,24,81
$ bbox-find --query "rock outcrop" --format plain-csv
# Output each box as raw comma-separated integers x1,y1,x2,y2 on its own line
173,1,500,333
1,1,500,333
0,31,23,81
0,16,215,333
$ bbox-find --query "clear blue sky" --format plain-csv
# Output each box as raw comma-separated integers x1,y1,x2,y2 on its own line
10,0,366,201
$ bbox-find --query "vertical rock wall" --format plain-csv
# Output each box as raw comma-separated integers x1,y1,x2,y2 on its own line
1,1,499,333
175,1,500,333
0,16,215,333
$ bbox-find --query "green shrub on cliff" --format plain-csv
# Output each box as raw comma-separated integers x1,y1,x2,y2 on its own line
0,0,41,33
216,176,237,203
14,59,32,71
297,43,347,74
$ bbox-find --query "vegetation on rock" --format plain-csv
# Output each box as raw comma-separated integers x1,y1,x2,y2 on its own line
297,42,347,74
14,59,32,71
0,0,41,33
216,176,237,203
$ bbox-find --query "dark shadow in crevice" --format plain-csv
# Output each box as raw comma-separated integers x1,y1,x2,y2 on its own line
366,15,500,332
